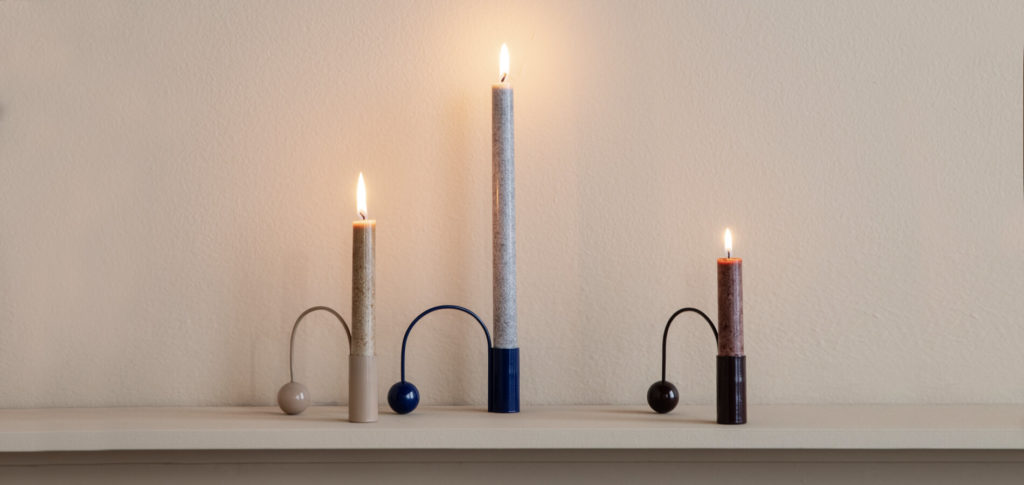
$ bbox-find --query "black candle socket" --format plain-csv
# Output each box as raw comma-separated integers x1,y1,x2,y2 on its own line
716,355,746,424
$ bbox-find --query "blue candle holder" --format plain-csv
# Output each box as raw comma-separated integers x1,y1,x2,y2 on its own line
388,304,500,415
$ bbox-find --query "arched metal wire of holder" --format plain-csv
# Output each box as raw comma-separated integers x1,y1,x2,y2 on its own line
276,306,352,415
289,306,352,383
399,304,492,381
648,307,719,414
389,304,493,415
660,307,718,383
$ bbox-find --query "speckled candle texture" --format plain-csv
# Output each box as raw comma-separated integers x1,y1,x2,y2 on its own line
717,258,743,356
492,85,517,349
351,220,375,356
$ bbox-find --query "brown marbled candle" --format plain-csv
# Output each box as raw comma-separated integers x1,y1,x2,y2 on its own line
717,258,743,356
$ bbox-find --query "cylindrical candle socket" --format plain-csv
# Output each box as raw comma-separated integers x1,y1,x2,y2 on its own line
349,173,377,422
492,43,517,350
348,354,376,422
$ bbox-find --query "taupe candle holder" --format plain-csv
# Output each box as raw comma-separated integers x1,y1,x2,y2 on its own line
276,306,352,417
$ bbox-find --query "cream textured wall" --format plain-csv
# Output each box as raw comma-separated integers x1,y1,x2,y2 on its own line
0,0,1021,408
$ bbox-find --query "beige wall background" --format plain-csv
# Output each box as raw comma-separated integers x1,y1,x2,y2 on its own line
0,0,1021,408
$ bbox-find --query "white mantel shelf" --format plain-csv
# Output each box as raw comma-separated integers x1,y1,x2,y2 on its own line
0,405,1021,453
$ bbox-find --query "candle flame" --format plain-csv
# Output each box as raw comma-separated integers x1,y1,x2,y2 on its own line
357,172,367,220
724,228,733,257
499,43,510,83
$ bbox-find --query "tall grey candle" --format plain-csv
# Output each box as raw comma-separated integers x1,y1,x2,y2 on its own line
492,43,517,349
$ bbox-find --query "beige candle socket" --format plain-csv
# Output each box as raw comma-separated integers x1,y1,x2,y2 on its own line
349,219,377,423
348,354,376,422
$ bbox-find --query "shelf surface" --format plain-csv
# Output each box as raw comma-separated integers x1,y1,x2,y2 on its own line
0,405,1021,452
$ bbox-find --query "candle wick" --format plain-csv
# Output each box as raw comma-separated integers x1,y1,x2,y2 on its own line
728,250,731,259
500,73,507,83
360,212,366,221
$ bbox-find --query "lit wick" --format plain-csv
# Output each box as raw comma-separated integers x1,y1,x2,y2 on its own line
357,172,368,221
499,43,510,84
724,228,733,259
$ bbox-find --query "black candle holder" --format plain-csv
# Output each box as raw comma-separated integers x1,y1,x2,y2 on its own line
647,307,717,414
387,304,499,415
646,307,747,424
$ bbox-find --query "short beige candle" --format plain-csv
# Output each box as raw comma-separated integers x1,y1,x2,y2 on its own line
351,220,375,356
351,173,375,356
348,172,377,423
